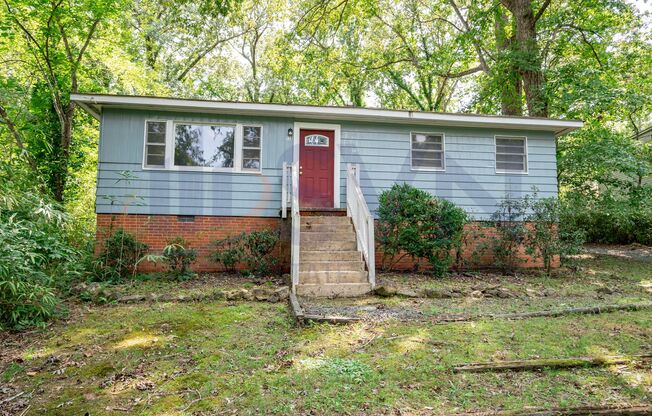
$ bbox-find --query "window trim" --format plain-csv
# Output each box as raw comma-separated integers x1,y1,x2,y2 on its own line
142,120,169,169
494,135,528,175
410,131,446,172
241,124,263,172
141,120,263,174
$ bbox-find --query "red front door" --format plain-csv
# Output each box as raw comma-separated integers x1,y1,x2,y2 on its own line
299,129,335,208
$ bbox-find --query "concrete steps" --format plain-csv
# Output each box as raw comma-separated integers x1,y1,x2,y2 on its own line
296,283,371,297
296,215,371,298
300,260,365,272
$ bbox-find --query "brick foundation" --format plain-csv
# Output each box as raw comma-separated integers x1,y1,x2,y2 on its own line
96,214,555,273
96,214,290,272
378,222,559,271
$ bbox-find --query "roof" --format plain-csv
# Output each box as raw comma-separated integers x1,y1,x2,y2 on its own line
71,93,583,136
634,126,652,142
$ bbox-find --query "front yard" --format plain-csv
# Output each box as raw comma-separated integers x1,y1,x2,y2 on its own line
1,251,651,415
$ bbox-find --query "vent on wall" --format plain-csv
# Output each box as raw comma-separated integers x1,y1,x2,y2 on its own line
177,215,195,223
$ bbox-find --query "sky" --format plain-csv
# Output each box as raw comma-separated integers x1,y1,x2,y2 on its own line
632,0,652,15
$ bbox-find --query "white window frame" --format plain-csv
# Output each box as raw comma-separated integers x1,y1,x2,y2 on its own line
241,124,264,172
494,135,528,175
410,132,446,172
142,120,169,168
141,120,262,174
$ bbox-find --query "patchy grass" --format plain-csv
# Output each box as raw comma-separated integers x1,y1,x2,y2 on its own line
1,253,650,415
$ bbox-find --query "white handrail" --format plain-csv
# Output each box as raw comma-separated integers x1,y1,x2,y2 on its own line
281,162,292,218
290,162,300,293
346,163,376,289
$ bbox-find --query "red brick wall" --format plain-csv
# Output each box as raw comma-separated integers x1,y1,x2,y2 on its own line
96,214,556,273
96,214,288,272
375,222,559,271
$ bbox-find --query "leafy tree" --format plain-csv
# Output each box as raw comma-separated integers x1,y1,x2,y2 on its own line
1,0,124,201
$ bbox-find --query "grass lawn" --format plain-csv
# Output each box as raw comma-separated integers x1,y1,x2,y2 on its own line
1,253,651,415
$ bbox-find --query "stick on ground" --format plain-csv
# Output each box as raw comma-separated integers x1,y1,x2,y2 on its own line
453,354,652,373
433,302,652,324
449,405,652,415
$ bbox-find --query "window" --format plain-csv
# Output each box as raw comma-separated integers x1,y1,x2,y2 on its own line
144,121,167,167
411,132,444,170
304,134,329,146
174,123,235,168
242,126,262,171
495,136,527,173
143,120,262,173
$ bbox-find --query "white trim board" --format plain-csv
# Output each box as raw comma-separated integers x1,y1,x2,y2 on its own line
293,122,341,208
72,93,583,136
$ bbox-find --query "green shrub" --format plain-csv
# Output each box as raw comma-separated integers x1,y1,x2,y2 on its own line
96,229,148,281
483,195,530,274
561,194,652,246
210,229,280,276
0,184,79,329
524,197,585,275
377,183,468,275
161,237,197,278
484,193,586,275
240,229,280,276
211,236,243,273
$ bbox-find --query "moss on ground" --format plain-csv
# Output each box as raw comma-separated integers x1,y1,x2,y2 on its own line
0,253,650,415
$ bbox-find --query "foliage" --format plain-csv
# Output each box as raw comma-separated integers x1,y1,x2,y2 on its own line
483,195,530,274
211,229,280,276
96,229,148,281
484,193,586,274
211,236,244,273
0,179,81,329
377,183,468,276
239,229,280,276
160,237,198,279
561,194,652,246
524,198,585,275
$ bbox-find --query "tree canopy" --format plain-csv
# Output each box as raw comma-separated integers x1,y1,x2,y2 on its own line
0,0,650,213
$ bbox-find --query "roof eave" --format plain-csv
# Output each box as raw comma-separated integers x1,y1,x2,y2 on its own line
71,93,583,135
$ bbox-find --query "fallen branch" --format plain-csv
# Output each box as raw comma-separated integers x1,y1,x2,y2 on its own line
453,354,652,373
448,405,652,415
432,302,652,324
0,391,24,405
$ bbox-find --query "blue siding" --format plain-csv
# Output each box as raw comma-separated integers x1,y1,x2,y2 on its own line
97,109,293,217
96,109,558,219
339,123,557,219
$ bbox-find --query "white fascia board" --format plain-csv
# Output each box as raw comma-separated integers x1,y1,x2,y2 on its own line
71,93,584,135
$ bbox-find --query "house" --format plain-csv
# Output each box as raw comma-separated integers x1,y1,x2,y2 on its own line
72,93,583,296
635,126,652,143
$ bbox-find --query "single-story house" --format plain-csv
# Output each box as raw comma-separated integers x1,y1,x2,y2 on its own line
72,93,583,296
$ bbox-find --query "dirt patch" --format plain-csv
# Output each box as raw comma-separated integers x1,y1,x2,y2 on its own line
584,244,652,263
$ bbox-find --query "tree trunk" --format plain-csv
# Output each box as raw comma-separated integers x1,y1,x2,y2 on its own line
495,7,523,116
503,0,548,117
53,103,75,202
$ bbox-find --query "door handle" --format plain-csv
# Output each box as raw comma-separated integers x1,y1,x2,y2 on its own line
299,165,303,175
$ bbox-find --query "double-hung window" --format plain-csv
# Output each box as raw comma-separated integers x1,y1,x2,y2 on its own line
241,126,262,171
411,132,445,170
144,121,167,168
495,136,528,173
143,120,263,173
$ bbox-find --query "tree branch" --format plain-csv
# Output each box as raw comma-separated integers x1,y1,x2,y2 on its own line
0,105,39,173
534,0,552,23
448,0,489,71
